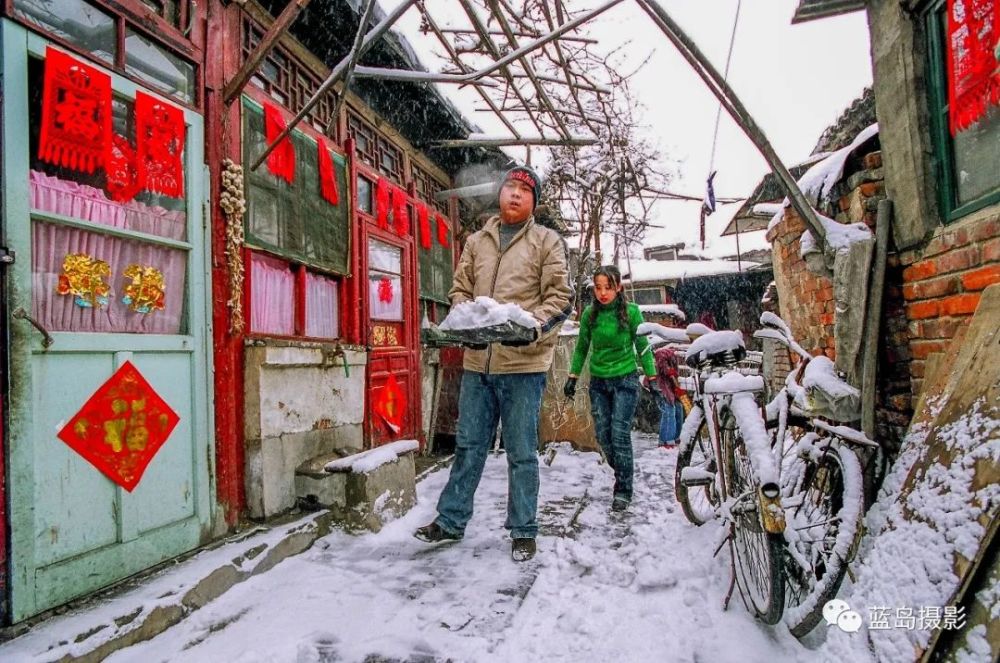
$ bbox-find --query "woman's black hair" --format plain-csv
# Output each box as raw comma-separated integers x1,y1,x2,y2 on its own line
588,265,630,329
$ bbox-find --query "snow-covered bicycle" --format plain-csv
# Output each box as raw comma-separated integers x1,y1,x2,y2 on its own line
676,329,787,626
753,312,876,637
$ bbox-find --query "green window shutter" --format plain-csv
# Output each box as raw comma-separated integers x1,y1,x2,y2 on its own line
242,99,351,274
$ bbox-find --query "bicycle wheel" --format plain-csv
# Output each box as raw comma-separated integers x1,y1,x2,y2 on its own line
720,408,785,625
782,441,864,638
674,413,718,526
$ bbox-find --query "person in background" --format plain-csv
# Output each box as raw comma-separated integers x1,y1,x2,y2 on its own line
563,265,657,512
654,345,687,448
414,165,574,562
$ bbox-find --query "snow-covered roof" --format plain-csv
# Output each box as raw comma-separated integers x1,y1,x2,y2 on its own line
622,258,753,284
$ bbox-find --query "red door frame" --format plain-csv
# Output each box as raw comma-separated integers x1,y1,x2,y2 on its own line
355,163,421,447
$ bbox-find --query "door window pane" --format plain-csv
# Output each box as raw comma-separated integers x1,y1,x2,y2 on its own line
125,28,196,104
13,0,115,64
369,239,403,321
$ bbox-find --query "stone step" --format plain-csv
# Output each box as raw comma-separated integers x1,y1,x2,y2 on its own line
295,440,419,532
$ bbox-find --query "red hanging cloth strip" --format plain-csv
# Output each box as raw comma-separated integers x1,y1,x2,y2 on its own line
375,177,390,229
392,186,410,236
38,47,112,174
436,214,450,248
947,0,1000,134
135,91,186,198
106,134,141,202
263,102,295,183
417,203,432,249
317,141,340,205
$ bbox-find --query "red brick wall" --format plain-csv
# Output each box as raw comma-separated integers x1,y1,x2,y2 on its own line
766,209,837,359
899,213,1000,395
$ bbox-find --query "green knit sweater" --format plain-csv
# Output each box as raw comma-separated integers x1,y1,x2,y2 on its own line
569,302,656,378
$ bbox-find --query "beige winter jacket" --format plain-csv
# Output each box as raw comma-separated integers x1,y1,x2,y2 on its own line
450,215,574,374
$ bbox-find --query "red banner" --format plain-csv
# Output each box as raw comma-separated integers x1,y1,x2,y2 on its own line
38,47,112,174
263,102,295,183
57,361,180,492
392,186,410,236
436,214,450,248
417,203,432,249
135,91,186,198
317,141,340,206
375,177,390,230
947,0,1000,134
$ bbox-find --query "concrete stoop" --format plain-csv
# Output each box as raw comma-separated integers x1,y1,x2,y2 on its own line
295,448,417,532
0,512,336,663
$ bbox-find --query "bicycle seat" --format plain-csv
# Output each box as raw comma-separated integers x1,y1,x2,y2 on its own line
685,330,746,369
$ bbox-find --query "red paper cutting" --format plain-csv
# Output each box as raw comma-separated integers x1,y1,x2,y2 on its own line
263,102,295,183
391,186,410,236
106,134,141,202
135,91,186,197
38,47,112,174
947,0,1000,134
317,141,340,205
378,276,394,304
417,203,432,249
375,177,390,229
57,361,180,492
437,214,450,248
373,372,406,434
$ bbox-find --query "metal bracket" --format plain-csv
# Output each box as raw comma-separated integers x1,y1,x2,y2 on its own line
12,307,55,348
0,246,14,264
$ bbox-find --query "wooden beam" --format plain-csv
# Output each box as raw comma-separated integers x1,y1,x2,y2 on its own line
223,0,312,105
861,198,892,438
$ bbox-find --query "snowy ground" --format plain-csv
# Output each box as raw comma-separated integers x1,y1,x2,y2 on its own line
100,434,814,663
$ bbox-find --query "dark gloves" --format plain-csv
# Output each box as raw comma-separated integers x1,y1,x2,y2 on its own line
563,377,577,400
500,328,539,347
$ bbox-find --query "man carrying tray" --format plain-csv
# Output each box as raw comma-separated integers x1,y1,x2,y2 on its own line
414,165,574,561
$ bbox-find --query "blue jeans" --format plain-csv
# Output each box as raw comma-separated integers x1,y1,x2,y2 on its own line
657,393,685,444
589,372,640,500
436,370,546,539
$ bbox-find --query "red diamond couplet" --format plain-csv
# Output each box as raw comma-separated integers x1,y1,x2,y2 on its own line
57,360,180,492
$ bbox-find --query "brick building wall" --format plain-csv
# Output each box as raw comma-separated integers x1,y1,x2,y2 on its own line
766,150,913,448
898,211,1000,395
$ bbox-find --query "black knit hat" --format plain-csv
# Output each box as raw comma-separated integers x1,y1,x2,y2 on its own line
499,165,542,211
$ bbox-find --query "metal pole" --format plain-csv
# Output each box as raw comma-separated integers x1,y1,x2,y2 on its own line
634,0,827,243
328,0,380,130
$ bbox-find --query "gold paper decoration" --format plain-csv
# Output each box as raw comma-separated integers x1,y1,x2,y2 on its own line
121,264,166,313
57,253,111,308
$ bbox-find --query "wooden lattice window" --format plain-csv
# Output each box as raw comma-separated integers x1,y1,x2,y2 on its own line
376,136,404,182
346,110,404,183
412,163,449,215
242,17,336,136
347,111,377,166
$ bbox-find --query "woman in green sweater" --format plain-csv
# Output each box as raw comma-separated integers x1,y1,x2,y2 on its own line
564,265,657,511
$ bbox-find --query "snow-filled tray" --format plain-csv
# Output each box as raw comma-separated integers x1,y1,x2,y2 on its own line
424,296,539,347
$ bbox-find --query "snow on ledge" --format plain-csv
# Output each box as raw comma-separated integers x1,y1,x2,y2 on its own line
324,439,419,474
638,304,687,321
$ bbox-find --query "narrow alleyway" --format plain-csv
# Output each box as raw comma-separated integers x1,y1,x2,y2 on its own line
84,434,811,663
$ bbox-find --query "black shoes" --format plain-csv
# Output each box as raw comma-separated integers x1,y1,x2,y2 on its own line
413,522,462,543
511,537,537,561
611,496,630,512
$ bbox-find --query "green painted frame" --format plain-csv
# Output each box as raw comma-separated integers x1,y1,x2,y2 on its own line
2,20,215,621
923,0,1000,223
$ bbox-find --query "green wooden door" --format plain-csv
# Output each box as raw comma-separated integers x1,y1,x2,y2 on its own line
2,23,214,621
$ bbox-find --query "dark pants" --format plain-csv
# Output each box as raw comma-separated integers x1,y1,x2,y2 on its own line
436,370,546,539
589,372,641,500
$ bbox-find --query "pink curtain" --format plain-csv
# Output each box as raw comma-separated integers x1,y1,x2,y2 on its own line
305,272,339,339
250,252,295,335
31,170,186,240
32,223,186,334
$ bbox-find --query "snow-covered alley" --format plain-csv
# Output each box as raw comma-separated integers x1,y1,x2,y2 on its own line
84,434,812,663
